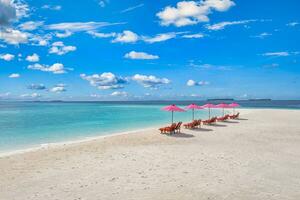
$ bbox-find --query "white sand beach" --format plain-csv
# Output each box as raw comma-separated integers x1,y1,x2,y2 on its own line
0,108,300,200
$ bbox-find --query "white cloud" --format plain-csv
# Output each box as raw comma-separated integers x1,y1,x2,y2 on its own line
0,92,10,98
143,32,178,43
157,0,235,27
27,84,46,90
87,31,116,38
112,30,139,43
98,0,109,8
0,53,14,61
8,73,20,78
50,85,66,93
206,20,255,30
20,93,41,98
45,22,122,32
28,63,71,74
132,74,170,88
187,79,209,86
0,0,29,26
18,21,44,31
26,53,39,62
41,5,61,11
80,72,128,90
182,33,204,38
55,31,72,38
49,41,76,55
29,34,52,46
262,52,292,57
286,22,299,27
111,91,128,97
263,63,279,68
0,28,28,45
120,3,144,13
251,32,272,39
124,51,159,60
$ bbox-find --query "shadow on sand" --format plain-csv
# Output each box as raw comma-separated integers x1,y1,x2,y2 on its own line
192,127,213,132
235,118,248,121
207,123,227,127
169,132,195,138
222,121,239,124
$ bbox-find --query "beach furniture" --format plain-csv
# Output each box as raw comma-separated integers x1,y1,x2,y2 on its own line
183,119,202,129
161,104,185,123
202,104,217,119
159,123,177,134
216,103,231,116
185,104,203,120
174,122,182,133
228,103,240,115
203,117,217,125
229,112,240,119
217,114,230,121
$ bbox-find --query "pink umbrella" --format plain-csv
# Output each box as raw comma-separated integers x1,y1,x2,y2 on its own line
229,103,240,114
185,104,203,120
202,103,217,119
216,103,231,116
162,104,185,123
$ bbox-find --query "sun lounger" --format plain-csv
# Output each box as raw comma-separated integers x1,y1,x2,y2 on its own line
159,122,182,134
183,120,201,129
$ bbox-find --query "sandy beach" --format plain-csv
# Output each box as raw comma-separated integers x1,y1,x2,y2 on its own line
0,108,300,200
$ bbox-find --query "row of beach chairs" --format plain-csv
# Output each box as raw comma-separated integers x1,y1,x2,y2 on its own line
159,113,240,135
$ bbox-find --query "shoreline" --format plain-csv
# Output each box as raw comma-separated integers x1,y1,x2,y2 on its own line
1,108,300,199
0,108,263,158
0,108,254,158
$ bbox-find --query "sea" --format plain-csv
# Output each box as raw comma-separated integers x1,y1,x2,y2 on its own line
0,100,299,153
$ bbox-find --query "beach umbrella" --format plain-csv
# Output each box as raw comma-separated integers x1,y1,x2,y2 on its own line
185,104,203,120
229,103,240,114
216,103,231,116
202,103,217,119
161,104,185,123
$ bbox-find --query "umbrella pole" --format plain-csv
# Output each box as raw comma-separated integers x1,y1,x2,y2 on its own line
223,108,224,116
193,108,194,120
209,108,211,119
172,111,174,124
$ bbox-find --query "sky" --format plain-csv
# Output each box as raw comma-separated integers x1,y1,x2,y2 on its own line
0,0,299,101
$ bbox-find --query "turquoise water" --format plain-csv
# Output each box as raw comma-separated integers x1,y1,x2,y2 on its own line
0,102,222,152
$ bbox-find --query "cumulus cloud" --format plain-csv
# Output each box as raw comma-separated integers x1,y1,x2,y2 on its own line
132,74,170,88
98,0,109,8
27,84,46,90
20,93,41,98
18,21,44,31
0,53,14,61
112,30,139,43
80,72,128,90
206,20,255,30
124,51,159,60
111,91,128,97
28,63,71,74
187,79,210,86
29,34,52,46
8,73,20,78
50,84,66,93
87,31,116,38
26,53,39,62
49,41,76,55
0,0,29,26
41,4,62,11
55,31,72,38
157,0,235,27
45,21,122,32
0,28,28,45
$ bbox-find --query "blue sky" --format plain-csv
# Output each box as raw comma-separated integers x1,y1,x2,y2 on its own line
0,0,299,100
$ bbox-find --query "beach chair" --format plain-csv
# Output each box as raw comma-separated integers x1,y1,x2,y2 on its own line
174,122,182,133
159,123,177,134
